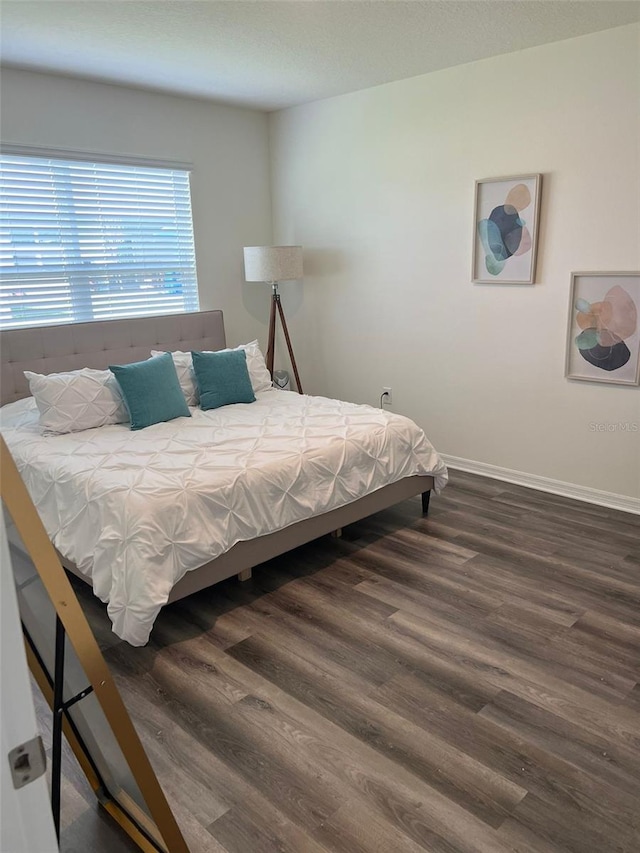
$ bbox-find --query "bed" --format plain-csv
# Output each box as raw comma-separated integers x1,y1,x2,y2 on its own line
0,310,447,645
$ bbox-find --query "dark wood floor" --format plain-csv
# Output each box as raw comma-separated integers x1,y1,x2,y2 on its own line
37,470,640,853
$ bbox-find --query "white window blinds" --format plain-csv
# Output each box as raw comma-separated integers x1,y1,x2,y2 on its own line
0,153,199,329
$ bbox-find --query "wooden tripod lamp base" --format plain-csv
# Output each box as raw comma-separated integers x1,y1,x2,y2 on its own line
243,245,304,394
266,283,303,394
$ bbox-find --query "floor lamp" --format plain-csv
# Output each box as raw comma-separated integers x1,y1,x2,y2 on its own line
243,245,304,393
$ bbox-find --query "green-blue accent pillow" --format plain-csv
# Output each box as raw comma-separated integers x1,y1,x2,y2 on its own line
109,352,191,430
191,349,256,410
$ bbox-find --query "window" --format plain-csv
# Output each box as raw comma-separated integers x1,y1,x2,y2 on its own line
0,152,199,329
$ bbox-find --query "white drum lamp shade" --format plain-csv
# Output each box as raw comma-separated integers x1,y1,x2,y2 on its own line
243,246,303,283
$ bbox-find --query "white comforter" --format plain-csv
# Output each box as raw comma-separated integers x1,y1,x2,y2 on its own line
1,390,447,645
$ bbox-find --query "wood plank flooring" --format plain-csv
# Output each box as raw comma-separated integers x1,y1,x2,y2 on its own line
37,470,640,853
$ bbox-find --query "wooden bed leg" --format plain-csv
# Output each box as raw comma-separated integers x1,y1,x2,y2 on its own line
330,528,343,539
421,490,431,515
237,568,252,582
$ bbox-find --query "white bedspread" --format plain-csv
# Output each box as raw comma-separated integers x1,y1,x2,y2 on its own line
1,390,447,645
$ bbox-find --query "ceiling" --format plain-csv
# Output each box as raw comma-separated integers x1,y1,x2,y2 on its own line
1,1,638,112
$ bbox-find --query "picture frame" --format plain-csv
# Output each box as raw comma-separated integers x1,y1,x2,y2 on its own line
1,437,189,853
472,174,542,284
565,271,640,386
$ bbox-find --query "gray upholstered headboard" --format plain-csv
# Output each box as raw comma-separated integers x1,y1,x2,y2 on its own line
0,310,226,406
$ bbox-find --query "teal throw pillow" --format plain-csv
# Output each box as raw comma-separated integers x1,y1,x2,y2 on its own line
191,349,256,410
109,352,191,430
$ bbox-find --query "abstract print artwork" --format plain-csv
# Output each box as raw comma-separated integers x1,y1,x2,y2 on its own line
566,272,640,386
472,174,541,284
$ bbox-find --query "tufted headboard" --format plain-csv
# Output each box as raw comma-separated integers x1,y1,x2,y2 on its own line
0,310,226,406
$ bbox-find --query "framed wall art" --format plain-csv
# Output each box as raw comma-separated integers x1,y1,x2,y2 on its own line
472,174,542,284
565,271,640,386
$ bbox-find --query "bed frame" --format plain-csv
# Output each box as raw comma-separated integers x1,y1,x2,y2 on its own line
0,310,434,603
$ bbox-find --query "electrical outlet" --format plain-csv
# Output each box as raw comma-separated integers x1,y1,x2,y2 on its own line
382,386,392,405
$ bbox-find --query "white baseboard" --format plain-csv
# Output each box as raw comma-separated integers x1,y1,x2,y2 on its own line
440,454,640,516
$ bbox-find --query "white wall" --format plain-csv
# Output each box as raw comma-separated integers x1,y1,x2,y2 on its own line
0,68,273,346
270,24,640,501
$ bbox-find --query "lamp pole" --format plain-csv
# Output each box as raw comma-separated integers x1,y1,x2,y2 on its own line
266,280,303,394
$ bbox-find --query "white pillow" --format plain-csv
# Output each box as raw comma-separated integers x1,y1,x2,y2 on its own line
150,350,199,406
237,340,273,392
24,368,129,434
151,341,272,405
